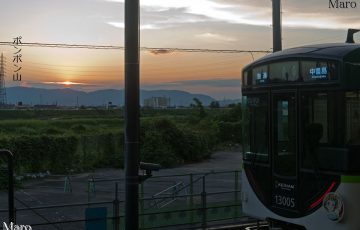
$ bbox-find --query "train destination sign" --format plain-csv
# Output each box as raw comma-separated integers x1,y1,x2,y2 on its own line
256,71,268,84
309,66,328,80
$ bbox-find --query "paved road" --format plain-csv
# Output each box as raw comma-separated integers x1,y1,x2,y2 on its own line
0,149,243,229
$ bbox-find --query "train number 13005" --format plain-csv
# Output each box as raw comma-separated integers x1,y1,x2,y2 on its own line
274,195,295,208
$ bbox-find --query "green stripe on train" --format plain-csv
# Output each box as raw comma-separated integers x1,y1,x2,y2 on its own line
341,175,360,183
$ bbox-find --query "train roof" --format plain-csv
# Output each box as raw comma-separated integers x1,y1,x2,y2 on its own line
245,43,360,69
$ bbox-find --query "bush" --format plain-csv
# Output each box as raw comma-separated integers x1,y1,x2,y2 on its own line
217,104,242,122
140,119,184,167
217,121,242,144
0,132,124,175
7,135,78,173
181,130,212,162
71,124,88,133
76,132,124,171
140,118,214,167
141,130,181,167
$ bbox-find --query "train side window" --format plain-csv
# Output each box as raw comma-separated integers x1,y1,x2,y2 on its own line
269,61,299,82
243,70,251,86
345,63,360,86
243,95,269,162
346,92,360,144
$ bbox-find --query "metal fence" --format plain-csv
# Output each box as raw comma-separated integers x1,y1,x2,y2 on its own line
0,170,255,230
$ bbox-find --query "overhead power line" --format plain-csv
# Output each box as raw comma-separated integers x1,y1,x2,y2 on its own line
0,42,271,54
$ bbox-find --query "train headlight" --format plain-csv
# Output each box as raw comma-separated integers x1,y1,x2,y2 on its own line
323,192,344,222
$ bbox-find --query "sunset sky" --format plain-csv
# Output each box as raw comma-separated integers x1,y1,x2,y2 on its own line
1,0,359,99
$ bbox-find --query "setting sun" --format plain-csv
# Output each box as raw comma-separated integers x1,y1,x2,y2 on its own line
63,81,72,86
60,81,85,86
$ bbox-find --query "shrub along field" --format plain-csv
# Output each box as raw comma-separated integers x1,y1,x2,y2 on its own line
0,103,242,180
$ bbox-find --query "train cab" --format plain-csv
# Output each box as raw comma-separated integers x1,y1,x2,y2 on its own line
241,42,360,230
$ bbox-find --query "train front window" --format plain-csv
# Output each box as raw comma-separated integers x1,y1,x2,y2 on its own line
301,92,339,170
301,60,338,81
302,93,328,168
269,61,299,82
243,94,269,162
252,65,268,85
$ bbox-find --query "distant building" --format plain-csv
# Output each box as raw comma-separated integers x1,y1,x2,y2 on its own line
144,97,170,108
107,101,118,109
15,101,31,109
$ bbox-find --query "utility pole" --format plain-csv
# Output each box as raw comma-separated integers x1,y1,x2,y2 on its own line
124,0,140,229
0,53,7,105
272,0,282,52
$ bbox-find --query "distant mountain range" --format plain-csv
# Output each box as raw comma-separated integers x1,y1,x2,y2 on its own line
6,87,218,107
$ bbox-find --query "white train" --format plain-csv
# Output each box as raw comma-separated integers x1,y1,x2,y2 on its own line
241,40,360,229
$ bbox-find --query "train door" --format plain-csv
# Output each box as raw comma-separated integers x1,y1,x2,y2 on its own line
271,91,298,213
